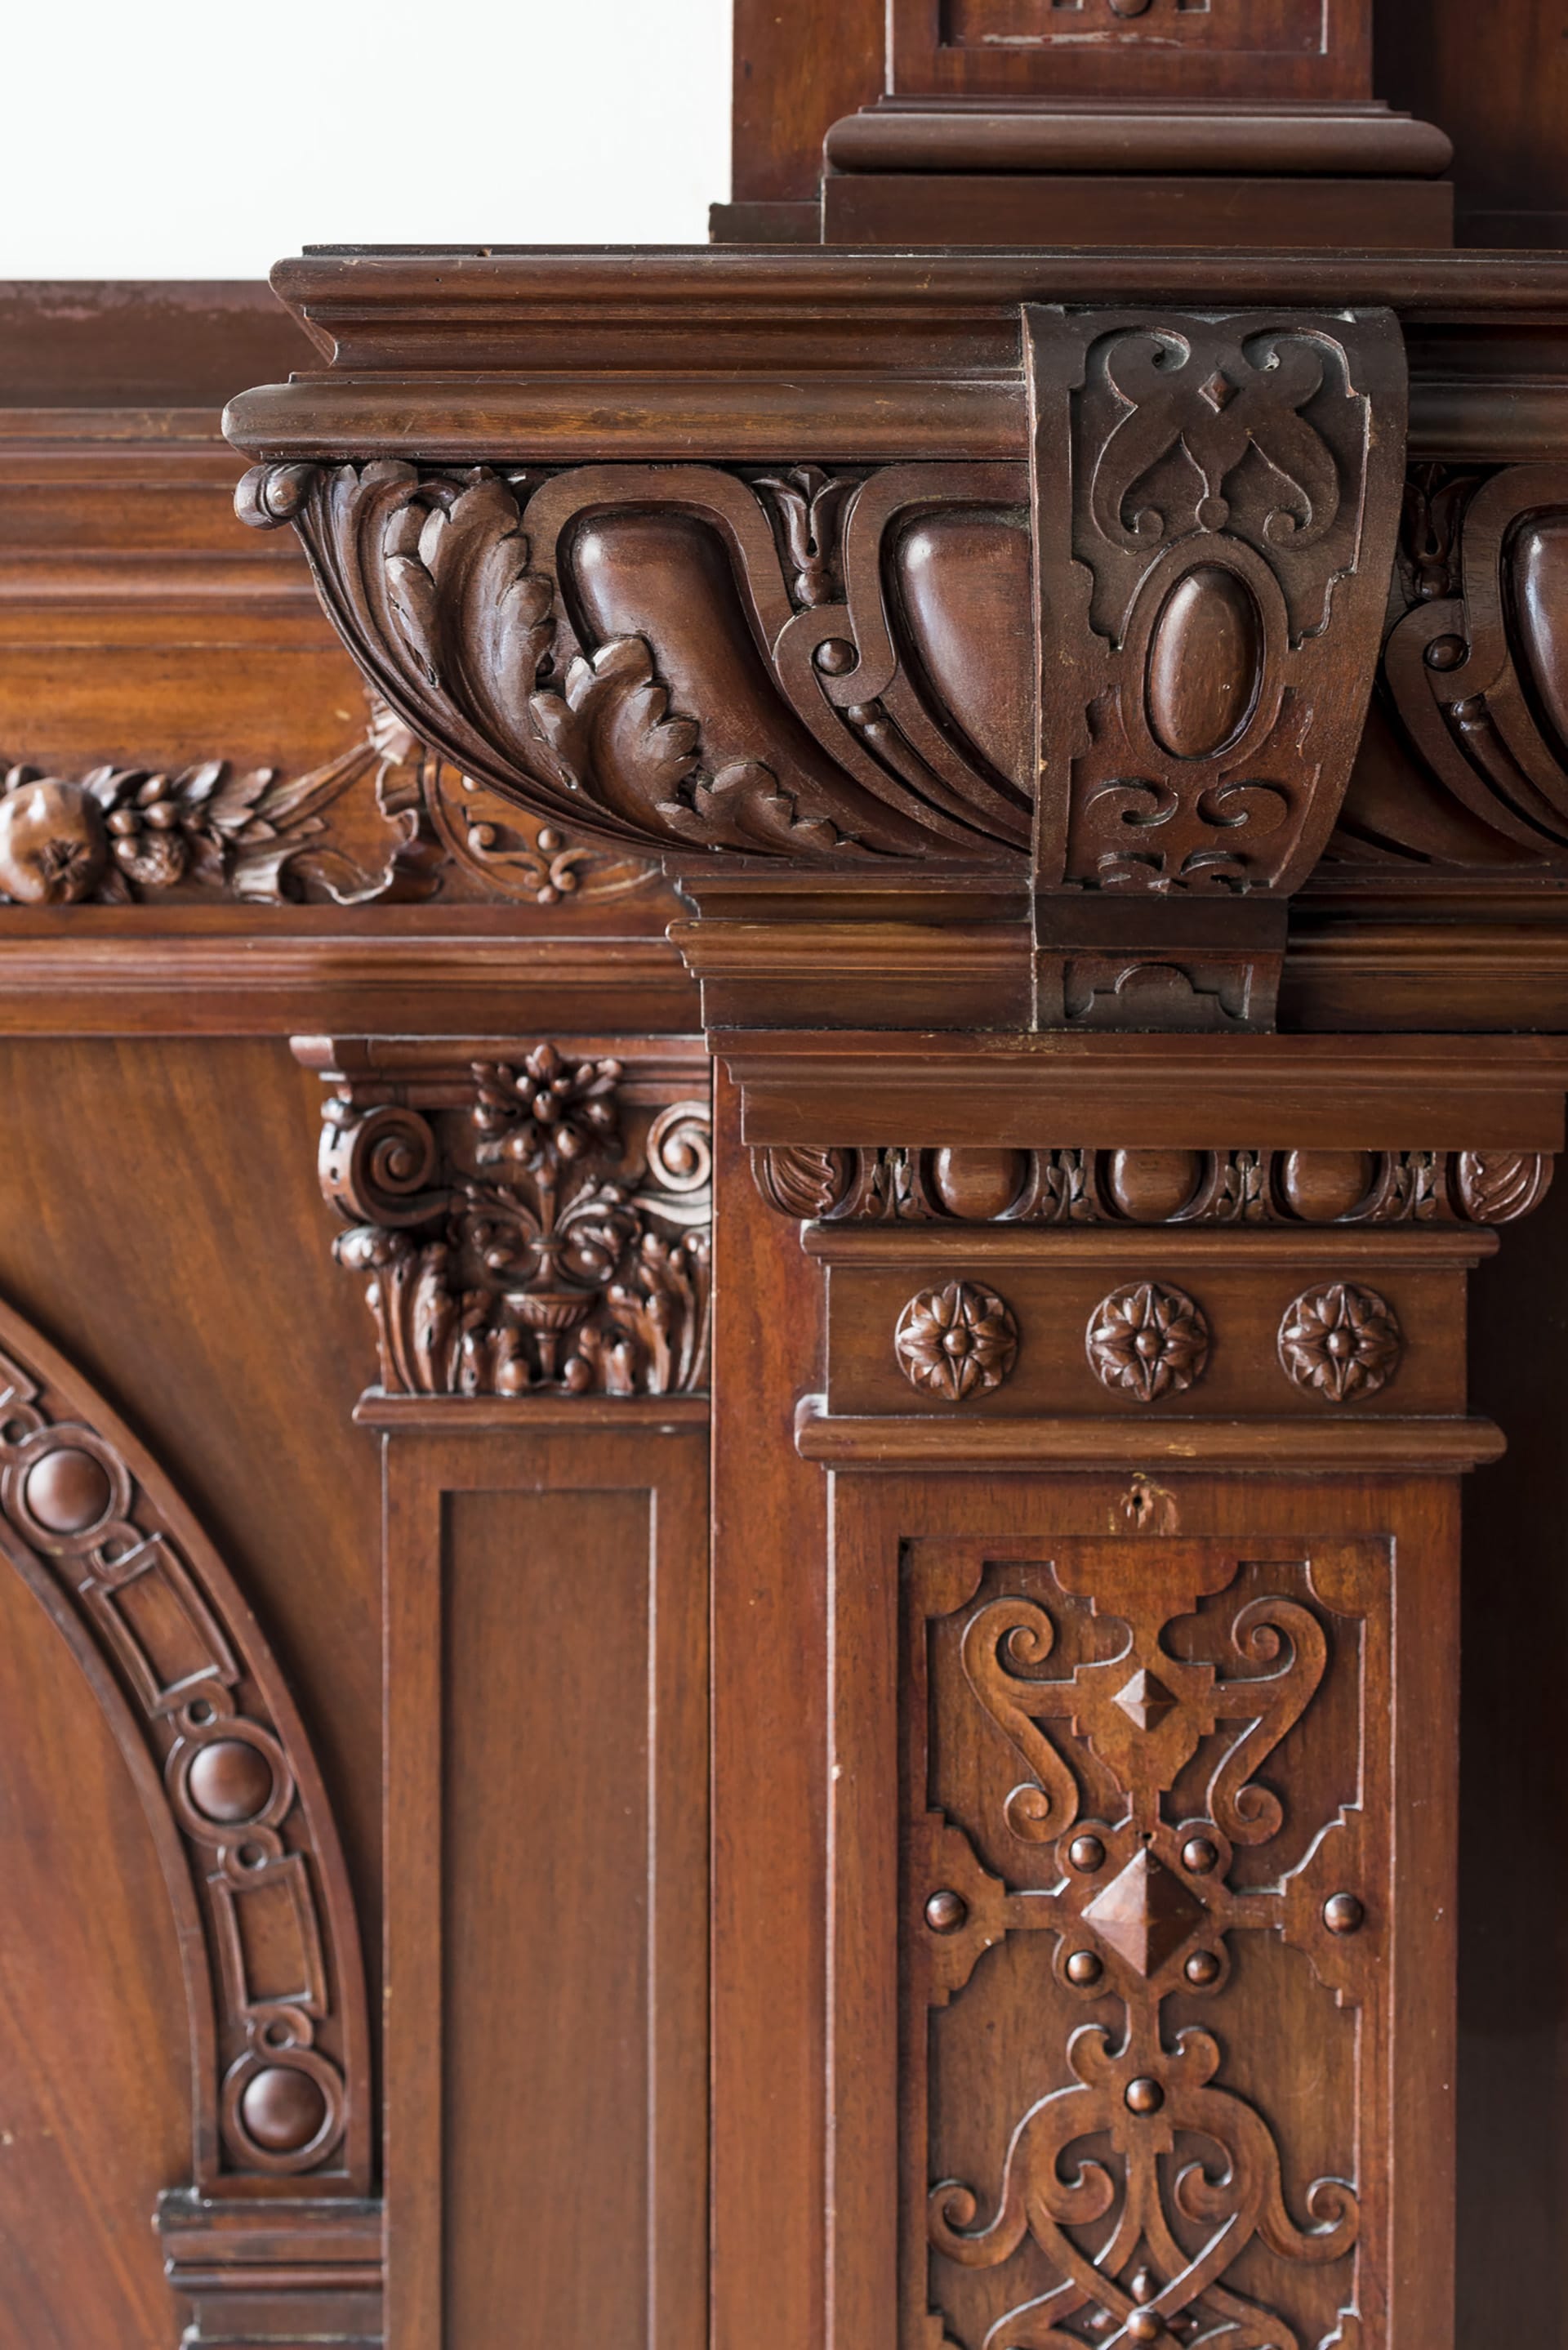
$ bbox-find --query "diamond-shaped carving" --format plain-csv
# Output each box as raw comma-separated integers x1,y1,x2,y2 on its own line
1199,367,1236,411
1113,1669,1178,1731
1082,1848,1207,1977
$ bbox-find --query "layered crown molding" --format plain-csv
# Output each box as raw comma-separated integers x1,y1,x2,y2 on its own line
225,247,1568,1036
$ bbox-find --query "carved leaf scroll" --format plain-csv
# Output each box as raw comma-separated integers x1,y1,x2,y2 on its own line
238,457,1036,864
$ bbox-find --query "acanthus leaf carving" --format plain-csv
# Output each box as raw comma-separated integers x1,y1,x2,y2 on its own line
237,457,1040,865
306,1040,711,1399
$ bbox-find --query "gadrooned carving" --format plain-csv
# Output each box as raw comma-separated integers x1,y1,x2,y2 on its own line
1086,1281,1210,1402
1375,462,1568,872
894,1281,1019,1402
0,1301,369,2191
750,1144,1556,1227
1278,1282,1402,1403
234,454,1040,864
309,1039,712,1398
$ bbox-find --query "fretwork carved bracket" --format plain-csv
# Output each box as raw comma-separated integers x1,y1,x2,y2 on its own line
293,1037,712,1402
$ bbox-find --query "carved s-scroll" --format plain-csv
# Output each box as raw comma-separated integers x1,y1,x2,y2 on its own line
1374,463,1568,868
238,457,1032,863
0,1299,369,2193
307,1039,712,1399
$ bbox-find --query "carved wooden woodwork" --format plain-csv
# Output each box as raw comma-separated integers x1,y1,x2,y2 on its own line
906,1535,1383,2350
0,1297,368,2194
10,2,1568,2336
0,1284,378,2342
296,1037,711,1399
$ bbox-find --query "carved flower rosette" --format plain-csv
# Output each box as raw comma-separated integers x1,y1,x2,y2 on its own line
895,1281,1019,1402
1087,1281,1210,1402
1278,1282,1401,1403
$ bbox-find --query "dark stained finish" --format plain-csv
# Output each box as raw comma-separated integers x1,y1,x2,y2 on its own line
10,0,1568,2336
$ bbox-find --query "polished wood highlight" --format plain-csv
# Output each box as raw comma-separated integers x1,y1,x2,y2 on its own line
8,0,1568,2334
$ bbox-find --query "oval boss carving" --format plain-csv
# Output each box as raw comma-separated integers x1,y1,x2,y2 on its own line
1145,564,1263,761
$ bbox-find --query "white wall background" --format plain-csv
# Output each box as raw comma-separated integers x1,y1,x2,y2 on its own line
2,0,733,277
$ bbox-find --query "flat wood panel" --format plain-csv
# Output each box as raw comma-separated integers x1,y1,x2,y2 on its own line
1459,1169,1568,2343
0,1038,383,1990
386,1425,707,2350
443,1485,653,2340
0,1546,186,2348
710,1070,829,2350
732,0,881,204
893,0,1370,96
1378,0,1568,244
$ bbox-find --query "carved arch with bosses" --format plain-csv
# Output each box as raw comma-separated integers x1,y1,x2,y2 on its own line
0,1296,371,2195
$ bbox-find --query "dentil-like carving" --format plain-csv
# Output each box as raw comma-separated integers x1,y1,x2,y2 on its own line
909,1539,1379,2350
0,1300,369,2190
310,1040,711,1398
1278,1282,1402,1402
894,1280,1020,1401
1087,1281,1210,1400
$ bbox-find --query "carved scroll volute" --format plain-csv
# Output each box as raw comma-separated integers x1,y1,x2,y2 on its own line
235,457,1033,866
1027,307,1409,903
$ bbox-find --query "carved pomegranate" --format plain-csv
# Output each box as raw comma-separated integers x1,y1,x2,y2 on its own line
1145,564,1263,760
0,777,108,903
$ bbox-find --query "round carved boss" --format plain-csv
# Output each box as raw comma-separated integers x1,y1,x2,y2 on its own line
1086,1282,1209,1403
893,1281,1019,1402
1278,1282,1402,1403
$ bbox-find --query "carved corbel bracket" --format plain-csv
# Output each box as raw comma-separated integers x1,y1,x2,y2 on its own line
1028,305,1408,1028
293,1036,712,1402
235,307,1405,1031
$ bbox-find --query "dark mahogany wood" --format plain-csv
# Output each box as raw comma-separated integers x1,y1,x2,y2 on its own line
8,2,1568,2341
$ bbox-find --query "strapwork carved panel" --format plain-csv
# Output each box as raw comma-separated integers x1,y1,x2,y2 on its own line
902,1536,1388,2350
1030,306,1406,899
